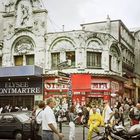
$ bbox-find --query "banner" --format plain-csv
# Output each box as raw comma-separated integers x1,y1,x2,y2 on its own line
71,74,91,92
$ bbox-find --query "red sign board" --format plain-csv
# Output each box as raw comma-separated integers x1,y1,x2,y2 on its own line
71,74,91,92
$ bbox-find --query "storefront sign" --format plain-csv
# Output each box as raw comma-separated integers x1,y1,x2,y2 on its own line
44,83,69,90
91,82,110,90
86,94,103,97
0,81,42,95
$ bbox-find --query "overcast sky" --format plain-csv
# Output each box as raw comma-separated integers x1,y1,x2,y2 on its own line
42,0,140,32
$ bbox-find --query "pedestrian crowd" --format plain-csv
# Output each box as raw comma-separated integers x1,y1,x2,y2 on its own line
1,97,140,140
32,97,140,140
0,104,28,114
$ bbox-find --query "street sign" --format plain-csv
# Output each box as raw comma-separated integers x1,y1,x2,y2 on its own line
58,78,70,85
57,71,70,78
57,60,71,68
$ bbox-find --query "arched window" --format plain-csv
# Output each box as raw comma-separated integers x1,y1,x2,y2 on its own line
109,46,120,72
50,39,75,69
86,39,103,68
12,36,35,66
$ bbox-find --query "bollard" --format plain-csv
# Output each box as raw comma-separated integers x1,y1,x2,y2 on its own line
58,115,62,133
59,121,62,140
83,125,85,140
59,121,62,133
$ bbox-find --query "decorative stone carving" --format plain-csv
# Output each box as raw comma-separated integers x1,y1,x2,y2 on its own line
14,38,34,55
87,40,102,50
3,22,14,39
51,40,74,51
20,4,29,26
33,0,43,9
4,0,15,13
97,34,110,45
33,20,46,36
15,1,32,28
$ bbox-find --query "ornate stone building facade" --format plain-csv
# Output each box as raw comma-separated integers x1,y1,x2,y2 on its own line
0,0,47,109
0,0,139,108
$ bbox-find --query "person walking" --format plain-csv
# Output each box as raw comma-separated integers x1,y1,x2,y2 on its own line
118,103,124,126
87,105,103,140
102,100,113,124
108,107,121,125
42,97,64,140
68,105,76,140
35,101,46,140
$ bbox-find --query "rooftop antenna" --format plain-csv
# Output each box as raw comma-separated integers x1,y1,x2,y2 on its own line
62,25,65,32
106,14,111,33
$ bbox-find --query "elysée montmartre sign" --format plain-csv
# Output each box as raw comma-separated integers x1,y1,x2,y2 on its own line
0,82,41,94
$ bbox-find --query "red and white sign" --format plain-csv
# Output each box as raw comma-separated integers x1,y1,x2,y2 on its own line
86,94,103,97
44,83,68,91
91,78,110,91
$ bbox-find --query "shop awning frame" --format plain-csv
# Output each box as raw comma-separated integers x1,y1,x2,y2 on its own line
0,65,43,77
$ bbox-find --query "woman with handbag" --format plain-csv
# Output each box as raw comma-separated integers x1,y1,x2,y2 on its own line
35,101,46,140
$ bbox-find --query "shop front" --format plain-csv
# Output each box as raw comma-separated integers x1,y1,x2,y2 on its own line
124,78,135,100
44,76,69,107
0,65,43,110
86,76,124,106
44,73,124,107
71,75,124,106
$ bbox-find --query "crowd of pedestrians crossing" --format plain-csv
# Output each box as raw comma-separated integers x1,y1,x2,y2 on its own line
1,97,140,140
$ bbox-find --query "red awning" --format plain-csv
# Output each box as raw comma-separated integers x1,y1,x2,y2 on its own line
71,74,91,92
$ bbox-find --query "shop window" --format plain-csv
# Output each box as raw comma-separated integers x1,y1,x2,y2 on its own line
26,55,34,65
0,57,2,67
66,51,75,67
14,56,23,66
51,52,60,69
87,51,101,68
14,55,34,66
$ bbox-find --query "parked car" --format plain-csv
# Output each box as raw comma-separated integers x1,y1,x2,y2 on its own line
0,111,33,140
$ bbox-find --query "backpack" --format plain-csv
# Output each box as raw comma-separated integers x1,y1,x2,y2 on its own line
32,110,42,131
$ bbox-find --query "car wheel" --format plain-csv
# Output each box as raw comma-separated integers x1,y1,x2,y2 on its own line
14,132,22,140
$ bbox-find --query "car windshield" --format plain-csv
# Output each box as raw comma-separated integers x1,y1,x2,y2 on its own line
16,113,30,122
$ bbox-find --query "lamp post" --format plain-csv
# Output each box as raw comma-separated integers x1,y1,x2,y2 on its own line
59,83,63,133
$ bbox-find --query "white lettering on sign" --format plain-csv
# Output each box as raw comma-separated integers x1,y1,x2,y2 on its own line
0,82,41,94
91,83,110,90
44,83,68,90
5,82,29,88
0,87,41,94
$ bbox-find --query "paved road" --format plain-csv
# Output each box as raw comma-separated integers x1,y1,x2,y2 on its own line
0,120,131,140
59,119,130,140
60,124,103,140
